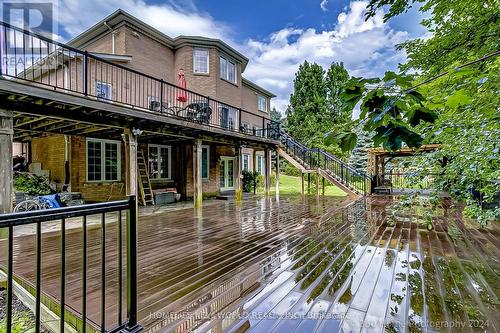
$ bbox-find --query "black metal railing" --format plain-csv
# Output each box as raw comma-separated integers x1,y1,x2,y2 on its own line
0,196,141,333
0,21,276,140
279,131,370,195
378,172,437,190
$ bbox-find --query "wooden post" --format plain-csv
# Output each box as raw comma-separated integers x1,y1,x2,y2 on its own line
193,139,203,208
128,132,138,197
322,177,325,196
315,173,319,196
275,150,280,196
235,145,242,202
307,173,311,194
0,110,13,213
301,173,305,196
264,148,271,196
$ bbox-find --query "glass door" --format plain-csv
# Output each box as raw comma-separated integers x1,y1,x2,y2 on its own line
219,157,235,191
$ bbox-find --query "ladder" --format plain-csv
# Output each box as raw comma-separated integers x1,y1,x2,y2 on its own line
137,150,154,206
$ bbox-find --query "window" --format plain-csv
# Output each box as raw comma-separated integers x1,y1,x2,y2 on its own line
219,56,236,83
148,144,171,179
193,48,209,74
258,95,267,112
242,154,250,172
256,155,264,175
86,139,120,181
96,81,112,100
202,145,210,180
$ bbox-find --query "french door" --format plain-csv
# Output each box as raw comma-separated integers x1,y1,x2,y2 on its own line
219,157,235,191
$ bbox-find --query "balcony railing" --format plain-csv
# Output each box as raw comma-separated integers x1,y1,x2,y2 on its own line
0,21,277,139
0,196,140,333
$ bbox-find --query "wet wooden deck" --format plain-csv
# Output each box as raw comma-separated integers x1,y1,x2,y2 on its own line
1,195,500,333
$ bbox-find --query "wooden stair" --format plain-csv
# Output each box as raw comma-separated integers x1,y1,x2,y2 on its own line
137,150,154,206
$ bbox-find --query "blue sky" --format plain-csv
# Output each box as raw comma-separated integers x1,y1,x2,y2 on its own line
51,0,427,111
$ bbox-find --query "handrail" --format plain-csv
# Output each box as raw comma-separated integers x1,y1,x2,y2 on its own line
0,196,141,333
279,130,370,195
0,20,275,140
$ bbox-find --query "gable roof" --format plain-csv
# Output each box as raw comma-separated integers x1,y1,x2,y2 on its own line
242,78,276,98
68,9,249,71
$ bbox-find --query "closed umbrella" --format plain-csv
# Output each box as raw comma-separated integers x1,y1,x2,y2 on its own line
176,69,187,103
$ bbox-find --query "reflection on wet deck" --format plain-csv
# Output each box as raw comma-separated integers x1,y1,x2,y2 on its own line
2,195,500,333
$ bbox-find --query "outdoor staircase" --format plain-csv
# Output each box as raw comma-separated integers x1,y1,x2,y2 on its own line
137,150,154,206
278,131,370,196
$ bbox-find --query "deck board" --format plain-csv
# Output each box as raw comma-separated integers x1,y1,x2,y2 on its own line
1,195,500,333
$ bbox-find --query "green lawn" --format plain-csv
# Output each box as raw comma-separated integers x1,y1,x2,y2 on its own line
270,174,347,196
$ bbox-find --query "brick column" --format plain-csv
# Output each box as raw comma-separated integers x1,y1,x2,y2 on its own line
0,110,13,213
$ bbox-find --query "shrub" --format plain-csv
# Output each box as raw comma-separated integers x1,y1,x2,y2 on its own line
242,171,260,193
13,173,53,195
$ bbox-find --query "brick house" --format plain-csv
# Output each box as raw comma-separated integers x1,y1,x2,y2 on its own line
1,9,279,209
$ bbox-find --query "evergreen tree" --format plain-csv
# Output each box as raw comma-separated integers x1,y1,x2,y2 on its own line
348,123,374,173
287,61,327,145
270,106,282,123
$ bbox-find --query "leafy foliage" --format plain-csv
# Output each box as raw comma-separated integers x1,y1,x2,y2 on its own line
242,170,260,193
13,173,52,195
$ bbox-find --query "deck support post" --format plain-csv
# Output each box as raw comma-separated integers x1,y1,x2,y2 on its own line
316,172,319,196
235,145,242,202
0,110,13,213
307,173,311,194
301,173,305,195
264,148,271,196
193,139,203,209
322,176,325,196
275,150,280,196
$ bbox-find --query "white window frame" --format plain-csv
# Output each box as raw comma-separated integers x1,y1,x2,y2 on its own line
86,138,121,182
242,153,250,172
258,95,267,112
202,145,210,180
96,81,112,100
193,48,209,74
148,144,172,180
256,155,264,175
219,55,237,84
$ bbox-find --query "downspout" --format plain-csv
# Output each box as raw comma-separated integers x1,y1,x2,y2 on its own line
64,135,70,191
103,21,116,54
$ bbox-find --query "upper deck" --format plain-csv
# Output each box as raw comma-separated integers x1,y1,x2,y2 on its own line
0,21,279,146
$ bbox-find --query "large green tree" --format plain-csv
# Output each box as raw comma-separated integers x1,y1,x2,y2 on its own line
326,62,350,123
287,61,327,145
356,0,500,223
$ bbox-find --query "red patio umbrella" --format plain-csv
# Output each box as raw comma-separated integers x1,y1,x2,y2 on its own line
176,69,187,103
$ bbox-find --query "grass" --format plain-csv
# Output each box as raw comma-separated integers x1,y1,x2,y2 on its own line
269,174,347,196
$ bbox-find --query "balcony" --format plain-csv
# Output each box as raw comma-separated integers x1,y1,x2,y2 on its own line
0,21,279,143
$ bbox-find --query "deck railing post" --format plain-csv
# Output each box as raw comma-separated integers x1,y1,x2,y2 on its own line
123,195,142,333
160,79,164,111
83,51,88,96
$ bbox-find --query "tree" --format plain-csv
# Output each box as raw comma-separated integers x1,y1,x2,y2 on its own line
362,0,500,223
326,62,351,123
287,61,328,145
270,106,282,123
348,124,374,173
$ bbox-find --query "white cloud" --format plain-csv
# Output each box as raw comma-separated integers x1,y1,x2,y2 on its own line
52,0,413,115
56,0,230,40
242,1,410,113
320,0,329,12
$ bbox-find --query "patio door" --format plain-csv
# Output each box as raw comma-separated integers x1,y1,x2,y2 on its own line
219,157,235,191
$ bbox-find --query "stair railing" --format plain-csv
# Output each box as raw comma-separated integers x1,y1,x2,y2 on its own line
279,131,371,195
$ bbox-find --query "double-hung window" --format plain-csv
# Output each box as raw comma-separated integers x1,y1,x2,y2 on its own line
256,155,264,175
202,145,210,180
87,138,120,181
242,154,250,172
220,56,236,83
193,48,209,74
96,81,112,101
258,95,267,112
149,144,171,180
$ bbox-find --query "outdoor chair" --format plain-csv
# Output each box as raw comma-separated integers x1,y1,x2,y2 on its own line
162,102,212,124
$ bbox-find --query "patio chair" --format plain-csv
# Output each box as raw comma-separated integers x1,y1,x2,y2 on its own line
164,101,212,124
